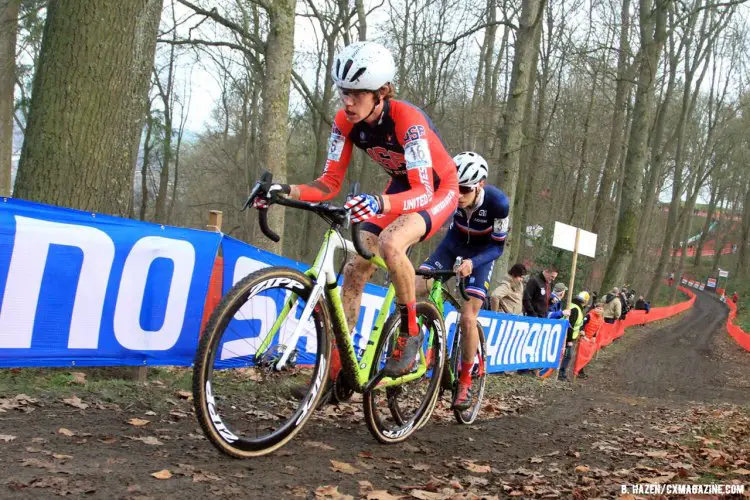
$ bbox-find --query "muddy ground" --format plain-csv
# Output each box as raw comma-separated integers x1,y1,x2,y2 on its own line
1,291,748,499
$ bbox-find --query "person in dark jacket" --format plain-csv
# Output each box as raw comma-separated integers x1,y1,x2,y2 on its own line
618,288,630,320
523,265,559,317
635,295,650,313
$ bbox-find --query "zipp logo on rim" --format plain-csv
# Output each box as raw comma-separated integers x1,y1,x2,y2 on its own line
206,381,239,443
383,420,415,439
295,353,327,425
250,277,305,296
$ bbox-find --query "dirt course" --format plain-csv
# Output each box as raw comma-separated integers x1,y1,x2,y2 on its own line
1,291,748,499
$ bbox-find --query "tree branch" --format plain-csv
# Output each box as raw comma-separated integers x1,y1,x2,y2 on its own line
176,0,266,53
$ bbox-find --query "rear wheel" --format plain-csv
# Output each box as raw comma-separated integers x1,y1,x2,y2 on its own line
363,302,445,444
193,267,331,458
452,322,487,425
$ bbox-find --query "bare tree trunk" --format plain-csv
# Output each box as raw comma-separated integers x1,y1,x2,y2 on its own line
14,0,162,214
254,0,295,254
693,182,719,266
492,0,546,286
737,181,750,278
0,0,18,196
601,0,670,293
591,0,631,239
139,112,154,221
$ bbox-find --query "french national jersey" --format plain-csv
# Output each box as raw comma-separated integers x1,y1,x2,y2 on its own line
441,184,510,268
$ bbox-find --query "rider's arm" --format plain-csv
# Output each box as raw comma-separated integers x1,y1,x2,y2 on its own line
464,192,510,268
295,111,353,202
384,105,439,214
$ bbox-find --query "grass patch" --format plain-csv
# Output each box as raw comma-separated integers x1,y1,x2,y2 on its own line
652,284,689,307
0,366,194,412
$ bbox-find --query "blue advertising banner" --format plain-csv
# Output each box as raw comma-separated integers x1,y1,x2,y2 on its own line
0,198,222,367
0,199,565,372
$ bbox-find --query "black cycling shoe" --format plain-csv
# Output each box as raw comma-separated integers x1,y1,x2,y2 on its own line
382,332,423,378
452,382,473,411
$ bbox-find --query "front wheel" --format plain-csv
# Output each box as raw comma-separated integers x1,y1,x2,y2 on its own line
452,322,487,425
363,302,446,444
192,267,331,458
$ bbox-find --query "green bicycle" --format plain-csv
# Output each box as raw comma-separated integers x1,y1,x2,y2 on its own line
416,264,487,424
192,173,446,458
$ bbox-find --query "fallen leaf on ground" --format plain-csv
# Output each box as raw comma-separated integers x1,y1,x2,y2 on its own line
412,463,431,471
127,418,150,427
63,396,89,410
0,434,16,442
330,459,360,475
192,471,221,482
641,473,676,484
52,454,72,460
359,451,374,459
21,458,56,469
151,469,172,480
130,436,163,446
358,480,374,494
304,440,335,451
367,490,402,500
176,390,193,400
58,428,75,437
409,490,450,500
463,461,491,473
144,410,157,416
575,465,591,474
314,484,354,499
70,372,86,385
732,468,750,475
645,450,668,458
530,457,544,463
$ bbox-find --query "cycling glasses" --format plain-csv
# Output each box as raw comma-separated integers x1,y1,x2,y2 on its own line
459,185,478,194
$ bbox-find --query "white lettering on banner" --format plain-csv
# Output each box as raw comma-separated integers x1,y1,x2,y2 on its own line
521,324,540,363
510,323,530,365
0,216,114,349
113,237,195,351
546,325,562,360
356,292,386,351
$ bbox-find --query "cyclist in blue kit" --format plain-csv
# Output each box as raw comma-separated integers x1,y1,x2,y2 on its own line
417,152,510,410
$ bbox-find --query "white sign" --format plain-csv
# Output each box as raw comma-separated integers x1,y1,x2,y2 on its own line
552,221,597,258
718,268,729,278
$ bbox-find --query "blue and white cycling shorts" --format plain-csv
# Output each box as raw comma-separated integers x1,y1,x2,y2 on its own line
419,245,495,301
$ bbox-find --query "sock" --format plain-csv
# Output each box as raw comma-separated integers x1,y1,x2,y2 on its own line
397,301,419,336
460,361,474,385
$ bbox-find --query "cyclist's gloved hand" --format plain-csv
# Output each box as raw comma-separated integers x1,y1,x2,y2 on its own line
253,183,291,209
345,194,383,223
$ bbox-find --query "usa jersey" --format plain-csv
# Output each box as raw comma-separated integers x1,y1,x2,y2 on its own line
296,100,457,215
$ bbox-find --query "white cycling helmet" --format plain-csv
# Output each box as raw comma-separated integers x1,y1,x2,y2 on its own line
332,41,396,90
454,151,489,186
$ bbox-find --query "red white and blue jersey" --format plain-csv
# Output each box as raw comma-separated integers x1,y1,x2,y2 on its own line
296,99,457,215
420,185,509,301
444,184,510,267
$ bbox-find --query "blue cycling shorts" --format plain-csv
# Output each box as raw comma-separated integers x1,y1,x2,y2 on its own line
419,245,495,301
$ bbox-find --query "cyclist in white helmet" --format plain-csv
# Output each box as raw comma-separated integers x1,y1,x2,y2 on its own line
255,41,459,381
417,151,510,410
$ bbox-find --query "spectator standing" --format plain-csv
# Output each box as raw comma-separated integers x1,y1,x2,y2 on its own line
635,295,650,313
603,287,622,324
523,265,559,317
490,263,527,315
618,288,630,320
547,283,568,318
559,291,589,381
